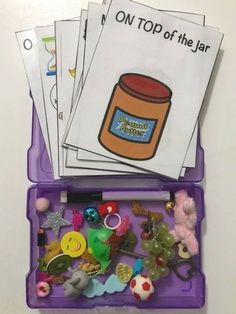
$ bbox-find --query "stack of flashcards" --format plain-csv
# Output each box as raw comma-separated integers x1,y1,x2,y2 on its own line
17,0,223,180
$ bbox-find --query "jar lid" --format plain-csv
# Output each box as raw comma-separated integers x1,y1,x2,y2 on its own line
119,73,172,103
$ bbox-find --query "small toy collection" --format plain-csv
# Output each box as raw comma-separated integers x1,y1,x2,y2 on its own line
33,189,201,305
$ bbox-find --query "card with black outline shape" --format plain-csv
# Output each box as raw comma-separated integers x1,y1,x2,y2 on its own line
75,1,205,170
65,0,223,179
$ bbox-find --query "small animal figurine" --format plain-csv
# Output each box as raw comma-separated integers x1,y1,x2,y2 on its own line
87,227,113,273
63,270,90,298
170,190,198,256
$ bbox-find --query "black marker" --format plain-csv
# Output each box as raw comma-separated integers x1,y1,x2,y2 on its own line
60,190,172,203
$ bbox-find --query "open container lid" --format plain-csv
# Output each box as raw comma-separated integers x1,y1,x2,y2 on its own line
28,105,204,185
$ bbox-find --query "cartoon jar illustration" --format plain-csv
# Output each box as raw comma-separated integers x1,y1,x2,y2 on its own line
98,73,172,160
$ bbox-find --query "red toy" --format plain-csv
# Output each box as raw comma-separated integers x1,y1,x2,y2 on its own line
98,202,118,217
130,274,154,301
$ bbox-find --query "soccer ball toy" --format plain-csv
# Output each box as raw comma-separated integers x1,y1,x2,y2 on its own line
130,274,155,301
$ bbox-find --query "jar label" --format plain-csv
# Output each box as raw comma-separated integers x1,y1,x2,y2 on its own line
108,108,157,143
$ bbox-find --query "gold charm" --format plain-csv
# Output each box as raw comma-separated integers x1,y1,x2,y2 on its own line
44,241,61,264
131,201,163,222
116,263,133,283
78,262,101,273
53,275,66,285
165,201,175,212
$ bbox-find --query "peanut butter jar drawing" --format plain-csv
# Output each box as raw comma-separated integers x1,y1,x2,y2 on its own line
98,73,172,160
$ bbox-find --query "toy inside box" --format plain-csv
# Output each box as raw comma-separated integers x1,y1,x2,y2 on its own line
26,106,205,309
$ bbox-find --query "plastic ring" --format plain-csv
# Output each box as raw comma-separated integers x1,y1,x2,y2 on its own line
104,213,121,230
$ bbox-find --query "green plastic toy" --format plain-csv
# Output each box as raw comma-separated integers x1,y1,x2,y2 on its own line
87,227,113,273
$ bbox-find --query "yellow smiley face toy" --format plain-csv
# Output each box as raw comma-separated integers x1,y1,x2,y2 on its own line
61,231,86,258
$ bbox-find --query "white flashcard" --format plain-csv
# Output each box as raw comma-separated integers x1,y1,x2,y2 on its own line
184,121,198,167
77,123,198,169
63,148,132,176
35,20,128,177
79,3,204,170
84,3,205,79
58,14,144,174
65,148,136,175
66,3,201,172
55,20,80,176
65,145,151,174
35,26,59,179
16,30,51,162
65,0,223,179
72,10,88,109
61,57,147,173
180,167,186,177
83,2,108,77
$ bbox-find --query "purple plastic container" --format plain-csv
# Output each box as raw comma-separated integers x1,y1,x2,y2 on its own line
26,105,205,309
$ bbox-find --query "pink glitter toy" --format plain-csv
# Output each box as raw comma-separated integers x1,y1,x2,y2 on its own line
116,216,130,237
72,210,84,231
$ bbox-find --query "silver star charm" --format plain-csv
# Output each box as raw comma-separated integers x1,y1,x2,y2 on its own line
41,207,71,237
